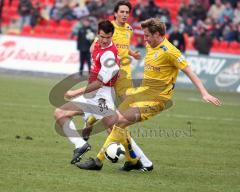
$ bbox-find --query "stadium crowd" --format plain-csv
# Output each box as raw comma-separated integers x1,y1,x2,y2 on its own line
0,0,239,52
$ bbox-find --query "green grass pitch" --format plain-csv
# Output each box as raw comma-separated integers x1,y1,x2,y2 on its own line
0,74,239,192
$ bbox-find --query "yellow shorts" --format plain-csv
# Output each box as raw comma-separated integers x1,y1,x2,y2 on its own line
118,91,172,122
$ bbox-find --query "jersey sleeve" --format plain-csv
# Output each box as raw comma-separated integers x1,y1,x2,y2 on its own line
98,51,119,83
168,48,188,69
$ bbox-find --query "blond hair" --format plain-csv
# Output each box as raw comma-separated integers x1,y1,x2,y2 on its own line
141,18,166,36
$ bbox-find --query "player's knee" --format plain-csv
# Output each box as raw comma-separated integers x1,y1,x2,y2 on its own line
54,108,65,121
102,115,117,129
115,114,131,127
117,111,140,126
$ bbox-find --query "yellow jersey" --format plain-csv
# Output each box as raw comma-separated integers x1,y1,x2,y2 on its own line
141,38,188,99
111,21,133,77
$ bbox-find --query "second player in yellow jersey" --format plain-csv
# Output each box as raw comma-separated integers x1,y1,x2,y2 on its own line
119,37,188,121
111,3,141,98
111,20,134,97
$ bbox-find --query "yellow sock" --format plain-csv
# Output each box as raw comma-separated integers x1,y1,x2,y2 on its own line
86,115,97,125
97,125,138,164
97,125,126,161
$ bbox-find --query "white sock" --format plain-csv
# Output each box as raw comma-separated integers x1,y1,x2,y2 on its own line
131,138,153,167
63,119,86,149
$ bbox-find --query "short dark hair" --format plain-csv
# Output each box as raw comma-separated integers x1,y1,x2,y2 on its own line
98,20,114,34
114,0,132,13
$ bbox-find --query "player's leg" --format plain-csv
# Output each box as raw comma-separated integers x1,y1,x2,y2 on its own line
120,98,168,171
70,87,117,163
82,114,152,170
82,100,153,171
77,95,138,170
77,106,141,170
119,137,153,172
78,96,168,170
114,77,154,169
54,101,91,164
114,71,133,100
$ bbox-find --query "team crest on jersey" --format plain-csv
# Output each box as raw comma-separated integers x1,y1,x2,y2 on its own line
154,52,159,59
126,32,130,39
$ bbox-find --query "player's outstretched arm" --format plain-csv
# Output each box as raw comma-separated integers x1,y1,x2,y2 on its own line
182,66,221,106
64,80,103,99
129,49,141,60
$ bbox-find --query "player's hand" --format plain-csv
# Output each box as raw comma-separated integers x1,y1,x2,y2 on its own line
202,94,221,106
132,50,141,60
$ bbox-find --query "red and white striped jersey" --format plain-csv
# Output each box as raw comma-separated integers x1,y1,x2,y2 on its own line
89,41,120,87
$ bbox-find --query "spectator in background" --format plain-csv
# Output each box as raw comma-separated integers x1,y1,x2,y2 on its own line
85,0,108,19
77,17,95,76
50,0,74,21
18,0,33,28
57,0,74,21
0,0,4,33
194,27,213,55
30,1,42,28
169,25,186,53
197,17,215,37
146,0,161,18
197,0,210,10
133,0,171,30
85,0,98,12
158,8,172,31
237,23,240,42
214,22,223,40
183,18,194,36
70,20,82,39
132,1,151,21
218,2,234,25
72,3,89,19
190,1,207,24
207,0,225,22
70,16,97,39
233,1,240,24
223,22,238,42
229,0,238,8
178,1,192,22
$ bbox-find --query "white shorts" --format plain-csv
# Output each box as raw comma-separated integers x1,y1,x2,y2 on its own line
72,86,116,120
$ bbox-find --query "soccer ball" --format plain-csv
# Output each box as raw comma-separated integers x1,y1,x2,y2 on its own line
104,142,125,163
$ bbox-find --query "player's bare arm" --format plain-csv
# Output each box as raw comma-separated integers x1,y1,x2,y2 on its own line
182,66,221,106
128,49,141,60
65,80,103,99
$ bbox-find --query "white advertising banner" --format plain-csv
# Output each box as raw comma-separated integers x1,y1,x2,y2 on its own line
0,35,80,74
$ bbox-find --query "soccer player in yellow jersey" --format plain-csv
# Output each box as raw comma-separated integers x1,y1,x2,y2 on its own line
110,1,154,171
78,18,221,171
111,0,141,98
